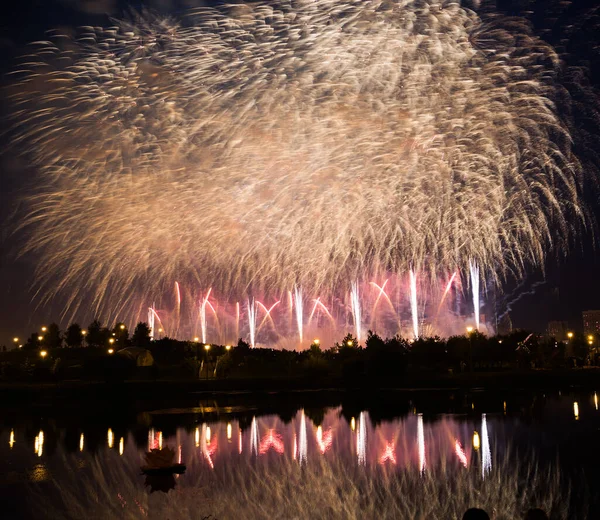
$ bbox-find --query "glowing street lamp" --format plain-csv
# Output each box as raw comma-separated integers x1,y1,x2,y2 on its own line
120,324,126,330
13,337,18,344
225,344,232,351
81,330,87,336
203,344,211,380
588,335,594,342
346,340,353,347
108,348,114,354
41,326,47,333
37,336,43,342
40,350,48,358
194,337,200,343
567,332,574,340
314,338,320,346
466,326,474,334
109,338,115,344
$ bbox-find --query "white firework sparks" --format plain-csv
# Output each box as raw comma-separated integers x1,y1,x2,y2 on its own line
9,0,586,322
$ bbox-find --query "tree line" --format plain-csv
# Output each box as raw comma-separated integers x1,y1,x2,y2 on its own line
20,320,153,350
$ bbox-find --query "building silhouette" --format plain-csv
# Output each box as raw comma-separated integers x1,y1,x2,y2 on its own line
582,310,600,336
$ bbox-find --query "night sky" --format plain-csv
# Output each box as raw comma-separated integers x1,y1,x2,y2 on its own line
1,0,600,345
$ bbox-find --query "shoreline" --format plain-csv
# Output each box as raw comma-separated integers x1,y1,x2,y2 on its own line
1,368,600,400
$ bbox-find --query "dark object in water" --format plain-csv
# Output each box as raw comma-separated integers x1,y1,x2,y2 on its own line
463,509,490,520
141,464,186,476
144,474,177,493
141,447,186,476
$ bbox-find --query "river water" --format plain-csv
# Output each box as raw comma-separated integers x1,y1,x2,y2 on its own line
1,388,599,519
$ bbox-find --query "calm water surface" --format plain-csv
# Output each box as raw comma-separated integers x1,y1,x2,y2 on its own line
1,389,599,519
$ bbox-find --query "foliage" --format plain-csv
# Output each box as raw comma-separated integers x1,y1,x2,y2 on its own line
87,319,109,347
112,322,129,345
65,323,83,348
45,323,63,349
132,322,151,348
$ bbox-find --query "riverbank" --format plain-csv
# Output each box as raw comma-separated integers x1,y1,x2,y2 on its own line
1,367,600,403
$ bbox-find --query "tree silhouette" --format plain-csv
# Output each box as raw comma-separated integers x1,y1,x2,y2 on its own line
87,319,109,347
336,333,358,351
112,322,129,346
45,323,62,349
237,338,250,351
23,332,41,351
132,322,151,348
365,330,385,351
65,323,83,348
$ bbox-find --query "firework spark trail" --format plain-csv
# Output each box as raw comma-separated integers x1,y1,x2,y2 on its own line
10,0,587,322
235,302,240,344
200,289,212,344
357,412,367,466
470,260,480,331
256,300,280,333
435,272,457,318
293,286,303,345
418,413,426,474
350,281,362,343
298,410,307,465
148,307,155,340
247,298,257,349
174,281,181,337
369,280,397,331
148,306,165,338
481,414,492,478
148,304,162,339
410,270,419,340
455,439,468,468
310,298,336,328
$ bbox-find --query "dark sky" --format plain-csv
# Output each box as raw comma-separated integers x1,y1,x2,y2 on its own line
1,0,600,345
